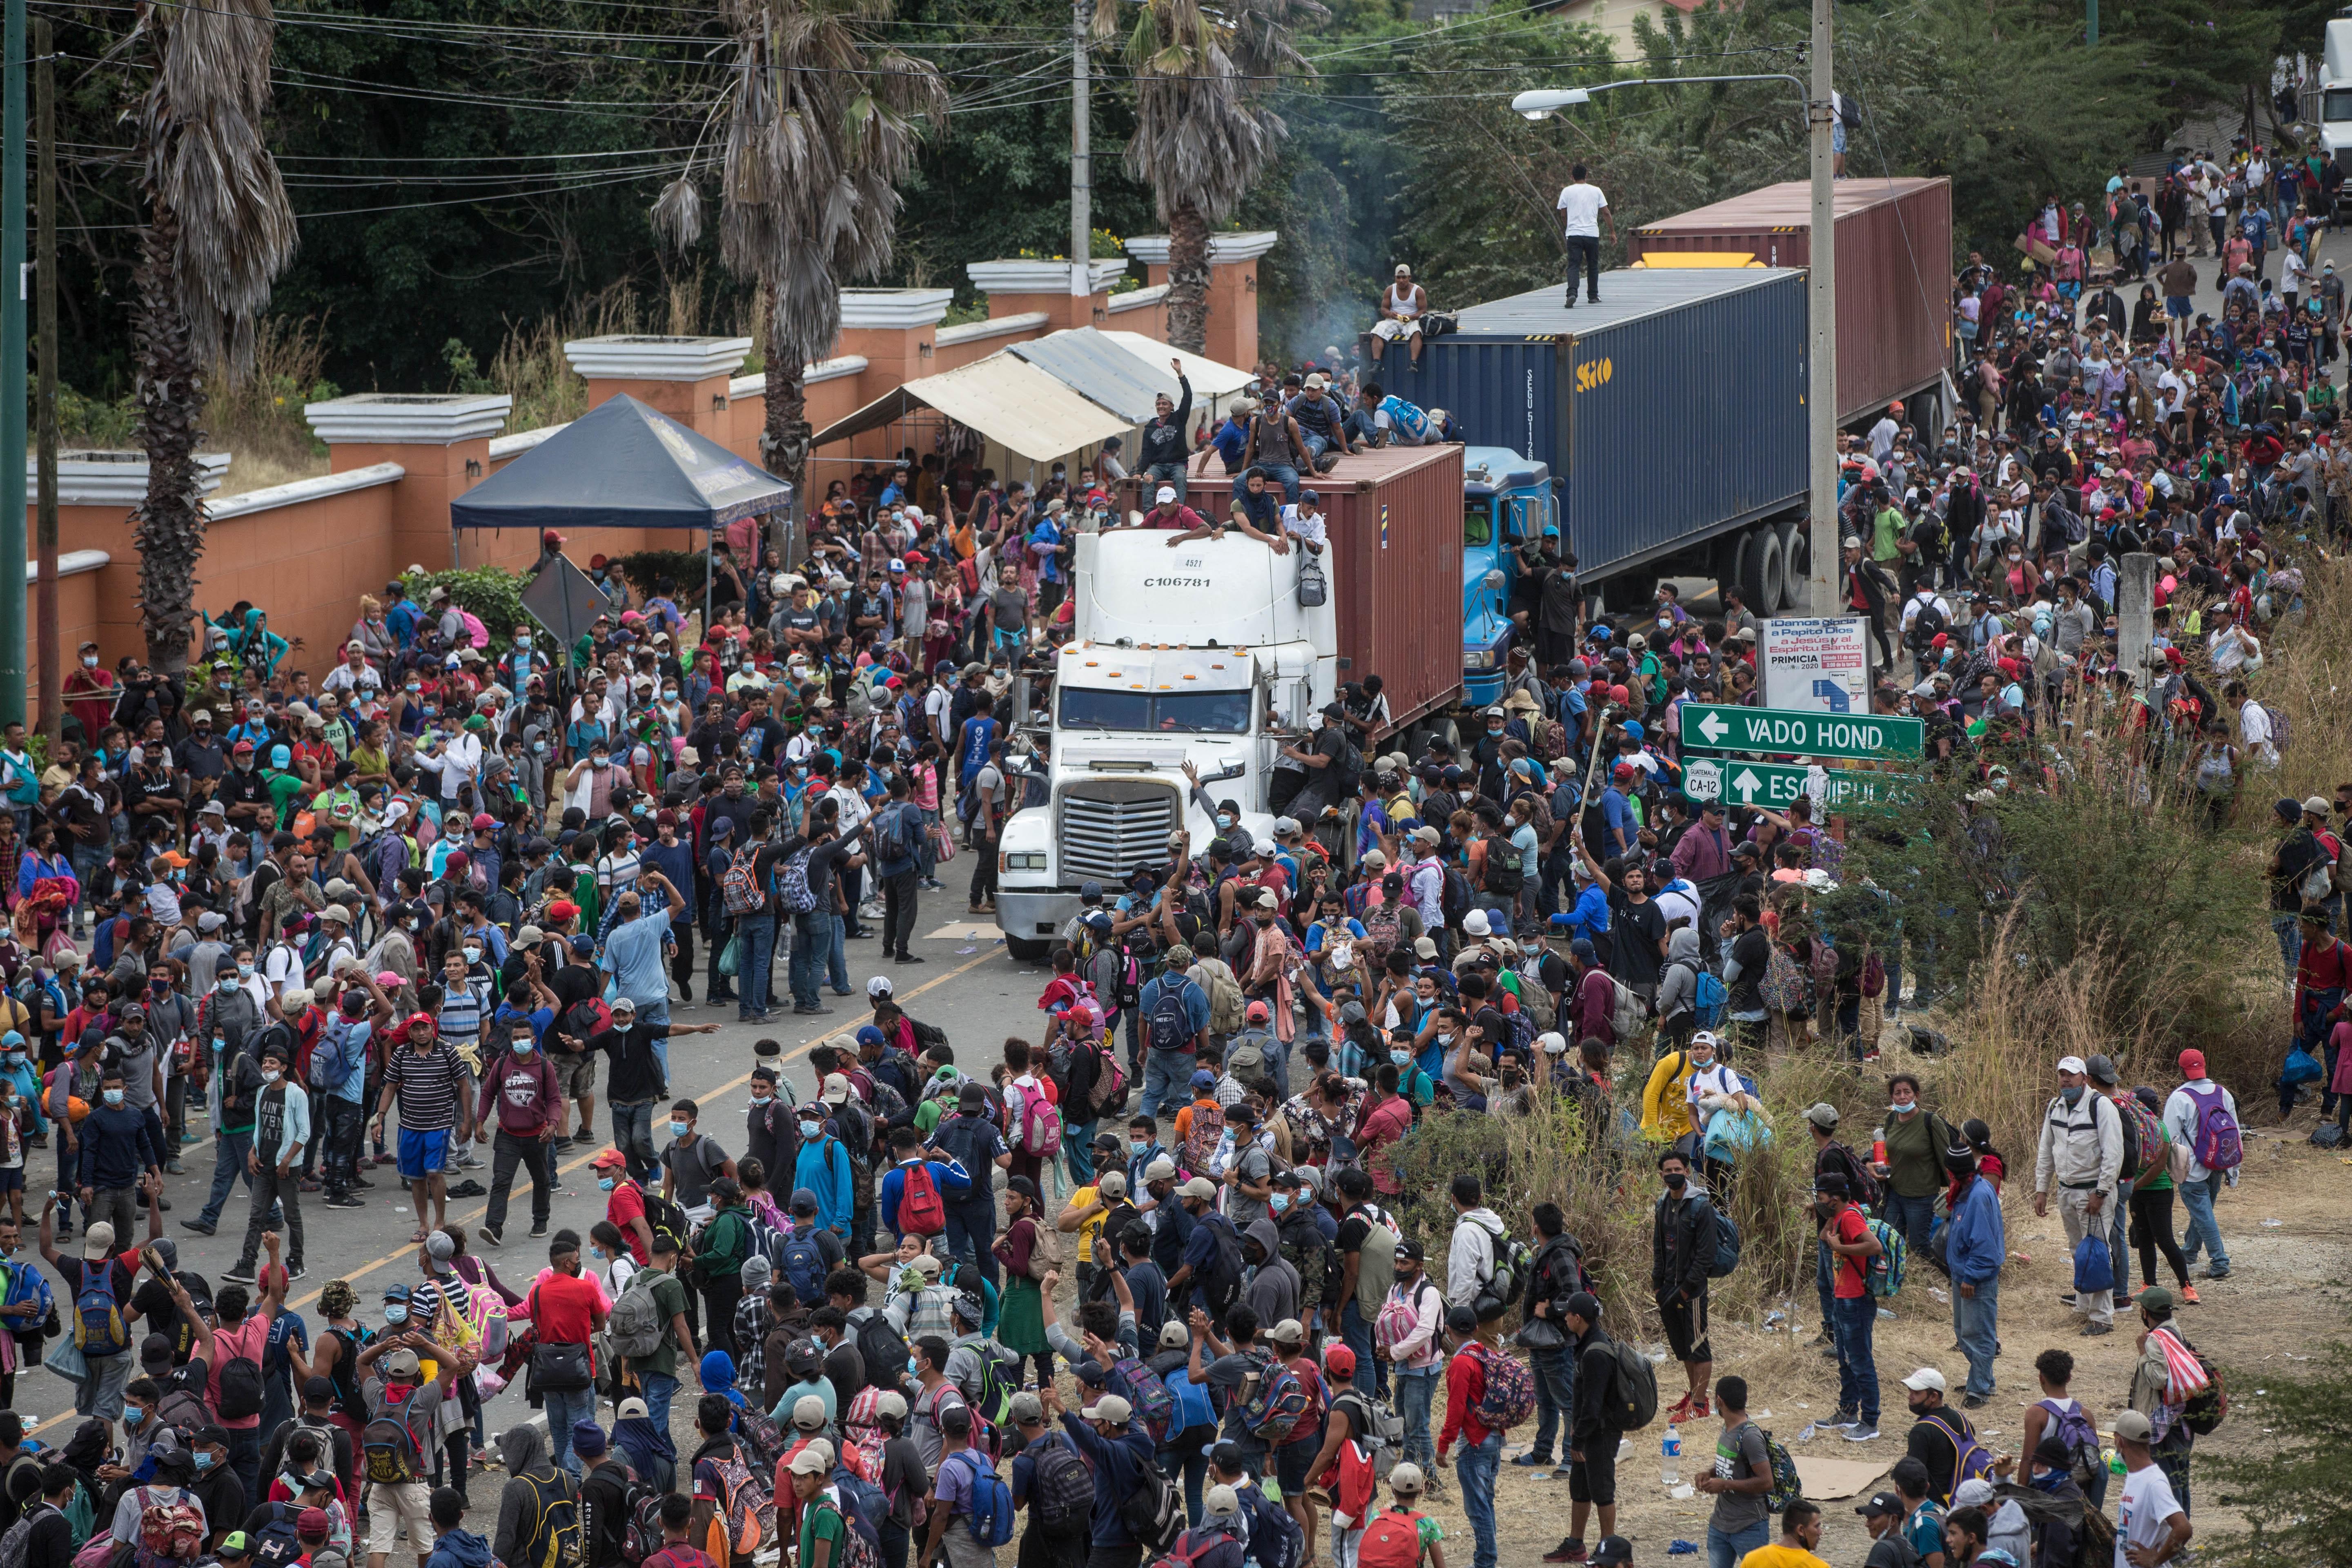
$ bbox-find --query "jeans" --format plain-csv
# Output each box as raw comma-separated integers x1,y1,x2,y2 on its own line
320,1096,365,1198
2273,911,2303,991
1141,1049,1194,1120
1831,1294,1880,1424
1160,1435,1212,1526
237,1160,304,1270
639,1370,679,1435
1708,1521,1771,1568
969,828,999,905
226,1425,262,1507
1454,1430,1501,1568
485,1129,554,1235
1815,1241,1835,1339
1146,461,1188,505
788,910,825,1010
2107,1177,2135,1303
1952,1274,1999,1398
705,906,736,1000
1064,1118,1096,1186
610,1100,659,1187
1882,1191,1937,1265
881,1518,911,1568
1394,1365,1439,1471
1530,1341,1577,1461
943,1197,998,1289
1341,1301,1384,1400
827,913,850,993
1565,234,1602,301
881,868,920,957
199,1127,256,1227
1234,464,1302,506
2177,1175,2230,1275
541,1385,597,1477
737,912,778,1018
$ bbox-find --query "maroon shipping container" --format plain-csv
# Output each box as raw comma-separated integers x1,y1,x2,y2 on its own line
1318,443,1465,738
1629,176,1953,428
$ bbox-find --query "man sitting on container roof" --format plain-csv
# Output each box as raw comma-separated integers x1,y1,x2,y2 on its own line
1369,264,1428,368
1150,467,1287,550
1134,485,1212,535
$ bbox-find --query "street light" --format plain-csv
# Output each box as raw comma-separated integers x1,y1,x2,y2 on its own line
1510,13,1842,621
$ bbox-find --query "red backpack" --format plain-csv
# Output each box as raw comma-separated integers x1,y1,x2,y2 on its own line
899,1163,947,1237
1356,1508,1429,1568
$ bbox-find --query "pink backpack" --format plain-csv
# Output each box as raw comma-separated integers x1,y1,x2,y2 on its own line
459,609,489,648
1018,1083,1062,1157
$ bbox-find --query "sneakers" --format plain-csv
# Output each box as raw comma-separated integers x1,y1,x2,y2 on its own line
1688,1397,1712,1421
1543,1541,1588,1564
1962,1394,1991,1410
220,1265,258,1285
894,953,926,964
1509,1452,1552,1468
793,1004,833,1016
479,1226,503,1248
529,1224,549,1239
180,1220,217,1237
285,1265,307,1282
1819,1412,1858,1430
2080,1321,2114,1337
1666,1393,1695,1424
323,1194,365,1209
2179,1285,2202,1305
1845,1424,1881,1443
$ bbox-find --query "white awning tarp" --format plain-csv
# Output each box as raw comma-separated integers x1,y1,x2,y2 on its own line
810,352,1132,464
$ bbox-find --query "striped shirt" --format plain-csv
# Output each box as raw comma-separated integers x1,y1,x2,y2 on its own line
437,980,491,1074
597,847,643,894
385,1040,468,1131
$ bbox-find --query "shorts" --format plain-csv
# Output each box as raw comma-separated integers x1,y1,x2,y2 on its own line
397,1127,452,1182
74,1346,135,1420
1567,1441,1617,1505
1660,1289,1712,1364
1275,1432,1321,1494
365,1479,436,1556
557,1051,600,1100
0,1168,23,1194
1370,319,1422,341
2166,296,2193,319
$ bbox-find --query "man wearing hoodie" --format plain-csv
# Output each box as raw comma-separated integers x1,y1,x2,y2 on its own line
491,1427,571,1568
1444,1175,1506,1312
573,1422,635,1568
420,1489,483,1568
1944,1138,2006,1408
1653,927,1706,1054
1242,1216,1299,1327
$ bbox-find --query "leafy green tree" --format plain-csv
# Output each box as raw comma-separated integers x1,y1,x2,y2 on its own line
2203,1334,2352,1567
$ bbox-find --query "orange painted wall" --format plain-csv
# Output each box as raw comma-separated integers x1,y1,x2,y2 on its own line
29,563,104,711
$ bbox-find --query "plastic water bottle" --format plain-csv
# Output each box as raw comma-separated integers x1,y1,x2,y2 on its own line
1661,1424,1682,1488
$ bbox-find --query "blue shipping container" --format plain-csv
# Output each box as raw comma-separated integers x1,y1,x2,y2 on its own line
1405,267,1810,582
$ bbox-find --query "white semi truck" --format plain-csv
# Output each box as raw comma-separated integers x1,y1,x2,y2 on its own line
2325,19,2352,174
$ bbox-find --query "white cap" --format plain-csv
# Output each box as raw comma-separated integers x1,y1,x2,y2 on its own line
2056,1055,2088,1075
1156,486,1178,504
1461,909,1491,937
1900,1367,1947,1393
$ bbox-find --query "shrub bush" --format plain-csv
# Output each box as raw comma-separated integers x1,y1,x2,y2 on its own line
400,567,528,661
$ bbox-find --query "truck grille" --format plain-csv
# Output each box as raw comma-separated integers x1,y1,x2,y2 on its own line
1058,782,1178,884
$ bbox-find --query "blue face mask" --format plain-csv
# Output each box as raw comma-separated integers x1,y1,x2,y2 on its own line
124,1406,147,1428
669,1121,690,1139
513,1040,535,1055
2061,1085,2085,1106
598,1177,617,1192
383,1305,408,1325
1390,1049,1411,1067
194,1452,216,1472
1270,1194,1290,1214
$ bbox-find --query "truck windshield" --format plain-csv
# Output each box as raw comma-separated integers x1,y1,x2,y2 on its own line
1464,501,1494,548
2329,88,2352,120
1058,686,1252,733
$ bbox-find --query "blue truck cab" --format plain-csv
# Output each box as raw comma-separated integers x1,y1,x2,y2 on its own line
1459,445,1554,708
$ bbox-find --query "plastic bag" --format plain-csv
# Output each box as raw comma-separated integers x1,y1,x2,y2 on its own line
2072,1234,2114,1295
717,931,742,979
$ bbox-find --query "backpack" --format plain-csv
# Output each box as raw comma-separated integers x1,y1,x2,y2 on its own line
215,1328,266,1421
1358,903,1403,971
781,1227,829,1303
71,1262,129,1357
361,1387,429,1484
732,1405,789,1476
1109,1355,1177,1445
621,1492,668,1568
1826,1141,1883,1212
2114,1092,2168,1183
516,1470,584,1568
1015,1084,1062,1157
1863,1215,1907,1299
853,1312,912,1395
1607,976,1648,1040
951,1450,1015,1547
1374,1277,1437,1357
1356,1508,1430,1568
1905,599,1948,651
1604,1334,1659,1430
829,1466,888,1552
1028,1437,1096,1536
1237,1352,1313,1445
0,1506,59,1568
1757,1427,1804,1512
1439,866,1474,928
1688,966,1727,1029
1918,1412,1996,1504
459,608,490,648
1332,1390,1405,1484
309,1016,362,1094
777,848,820,915
2261,702,2292,753
2303,847,2339,904
1147,981,1195,1055
639,1189,694,1258
2182,1082,2243,1172
874,804,917,866
1122,1470,1187,1557
134,1494,205,1563
1702,1202,1740,1278
1196,960,1245,1036
721,848,766,915
1480,848,1522,897
1470,1224,1532,1319
898,1163,947,1237
1182,1098,1227,1176
2038,1399,2105,1486
1086,1042,1129,1116
606,1272,668,1361
2178,1336,2227,1435
699,1446,773,1560
1468,1343,1537,1431
1759,945,1810,1013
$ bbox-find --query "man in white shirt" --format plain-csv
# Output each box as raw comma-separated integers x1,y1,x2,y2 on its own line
2229,681,2277,767
1555,163,1615,307
1280,491,1328,557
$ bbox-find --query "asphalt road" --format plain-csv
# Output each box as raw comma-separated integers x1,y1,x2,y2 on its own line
15,900,1060,1473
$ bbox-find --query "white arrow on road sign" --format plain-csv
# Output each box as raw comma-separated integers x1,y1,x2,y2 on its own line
1731,767,1762,802
1697,710,1730,745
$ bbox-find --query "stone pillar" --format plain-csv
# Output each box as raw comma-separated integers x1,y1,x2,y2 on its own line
303,393,512,572
1122,231,1278,368
966,259,1129,331
563,335,753,441
837,288,956,398
2117,552,2158,691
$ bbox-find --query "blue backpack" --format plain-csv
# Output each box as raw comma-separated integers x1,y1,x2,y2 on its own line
953,1449,1016,1546
832,1463,888,1546
781,1229,829,1303
1690,968,1727,1029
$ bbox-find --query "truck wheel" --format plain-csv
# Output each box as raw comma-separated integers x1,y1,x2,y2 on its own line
1716,533,1750,610
1742,527,1784,618
1005,935,1051,964
1776,520,1808,611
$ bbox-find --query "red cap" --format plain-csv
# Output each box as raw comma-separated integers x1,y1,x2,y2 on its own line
588,553,609,570
590,1146,628,1169
1929,633,1949,650
2178,1049,2206,1078
1323,1344,1357,1376
1607,684,1631,705
541,528,567,546
470,813,495,831
1612,762,1636,782
296,1509,331,1538
547,900,580,922
232,739,256,755
403,1012,436,1034
445,851,470,870
1996,657,2020,677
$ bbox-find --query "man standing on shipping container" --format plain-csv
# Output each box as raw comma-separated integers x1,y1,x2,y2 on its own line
1557,165,1615,307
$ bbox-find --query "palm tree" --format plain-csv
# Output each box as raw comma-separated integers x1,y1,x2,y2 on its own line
127,0,298,677
655,0,946,557
1101,0,1322,355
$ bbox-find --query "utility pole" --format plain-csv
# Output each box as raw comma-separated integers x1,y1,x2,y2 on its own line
0,0,25,727
1805,0,1839,617
33,18,53,744
1070,0,1092,316
2086,0,2098,47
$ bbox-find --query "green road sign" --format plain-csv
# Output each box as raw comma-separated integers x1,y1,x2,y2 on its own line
1678,703,1924,761
1680,756,1913,811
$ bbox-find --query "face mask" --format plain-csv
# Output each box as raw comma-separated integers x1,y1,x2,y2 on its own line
262,1068,282,1085
1130,1139,1148,1154
751,1094,773,1108
612,1020,631,1034
1663,1172,1687,1192
799,1118,823,1139
406,684,421,695
1217,814,1234,829
669,1120,692,1139
383,1305,408,1325
1891,1100,1914,1115
908,1356,923,1379
598,1177,617,1192
2061,1085,2085,1106
238,962,255,978
82,655,98,669
124,1405,147,1428
102,1088,125,1107
592,756,610,769
1270,1194,1290,1214
516,637,532,650
1390,1049,1411,1067
514,1039,535,1056
463,947,481,964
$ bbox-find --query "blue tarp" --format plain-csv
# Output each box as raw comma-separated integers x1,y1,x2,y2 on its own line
450,392,790,532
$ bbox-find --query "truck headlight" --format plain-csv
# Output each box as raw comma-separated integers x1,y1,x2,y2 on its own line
1000,851,1047,873
1464,649,1497,671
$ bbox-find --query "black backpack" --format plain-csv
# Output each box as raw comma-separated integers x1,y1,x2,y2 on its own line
1905,599,1948,651
216,1333,267,1422
854,1310,911,1396
1146,980,1194,1054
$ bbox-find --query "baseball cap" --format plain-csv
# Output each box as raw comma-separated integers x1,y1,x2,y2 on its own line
1857,1491,1904,1519
1178,1177,1218,1201
2112,1409,2154,1443
1081,1394,1134,1424
1900,1367,1947,1393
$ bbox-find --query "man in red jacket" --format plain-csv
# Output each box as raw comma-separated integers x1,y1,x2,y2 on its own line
480,1025,562,1247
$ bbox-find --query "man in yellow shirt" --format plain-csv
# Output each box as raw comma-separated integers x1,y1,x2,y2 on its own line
1737,1501,1831,1568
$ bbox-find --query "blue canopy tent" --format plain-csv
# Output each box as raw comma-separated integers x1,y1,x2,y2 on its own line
450,392,792,631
